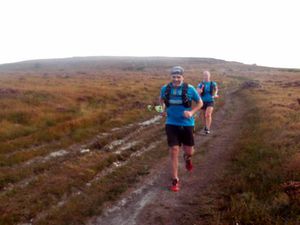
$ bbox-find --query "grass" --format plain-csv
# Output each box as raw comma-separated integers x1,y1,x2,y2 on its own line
0,66,226,162
0,87,167,224
0,69,227,225
0,127,166,225
0,63,230,224
0,57,278,224
215,73,300,225
0,75,163,158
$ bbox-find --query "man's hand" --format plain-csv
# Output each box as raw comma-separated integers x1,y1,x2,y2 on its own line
183,110,193,118
160,111,167,117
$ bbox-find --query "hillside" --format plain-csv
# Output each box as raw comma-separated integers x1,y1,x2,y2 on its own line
0,56,299,225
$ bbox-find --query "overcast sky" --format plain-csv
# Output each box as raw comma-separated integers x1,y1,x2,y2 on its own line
0,0,299,68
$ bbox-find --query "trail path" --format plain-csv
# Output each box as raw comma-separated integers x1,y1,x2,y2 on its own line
87,89,247,225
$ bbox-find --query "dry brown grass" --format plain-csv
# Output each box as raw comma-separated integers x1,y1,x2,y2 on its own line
1,57,287,225
216,71,300,225
0,57,232,224
0,74,161,154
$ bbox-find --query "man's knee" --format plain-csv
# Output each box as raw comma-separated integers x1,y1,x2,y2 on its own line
183,146,194,154
170,146,179,153
205,113,212,119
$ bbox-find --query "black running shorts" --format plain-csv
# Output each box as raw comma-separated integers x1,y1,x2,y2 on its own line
165,124,194,147
201,101,214,110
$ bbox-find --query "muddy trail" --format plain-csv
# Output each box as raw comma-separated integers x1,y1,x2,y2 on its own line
0,112,166,224
87,88,247,225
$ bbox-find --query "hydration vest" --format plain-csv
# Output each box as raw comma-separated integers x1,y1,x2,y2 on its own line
200,81,215,96
164,83,192,108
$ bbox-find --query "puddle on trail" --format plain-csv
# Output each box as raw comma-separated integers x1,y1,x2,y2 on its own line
43,150,69,161
80,149,90,154
116,141,139,153
92,141,160,184
105,139,126,151
138,115,162,126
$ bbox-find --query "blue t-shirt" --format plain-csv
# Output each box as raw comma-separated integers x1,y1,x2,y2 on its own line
160,83,201,126
197,81,217,102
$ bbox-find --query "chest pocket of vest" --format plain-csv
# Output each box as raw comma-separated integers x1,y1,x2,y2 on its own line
164,83,191,108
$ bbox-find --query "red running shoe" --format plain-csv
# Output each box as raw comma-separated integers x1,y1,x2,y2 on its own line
170,178,180,192
184,153,193,172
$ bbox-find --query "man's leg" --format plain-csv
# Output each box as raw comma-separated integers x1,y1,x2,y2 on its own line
200,109,206,129
170,145,180,180
166,125,181,191
205,106,214,130
183,145,194,157
183,146,194,171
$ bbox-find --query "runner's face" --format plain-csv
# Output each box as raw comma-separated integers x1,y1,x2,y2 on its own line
203,71,210,81
171,74,184,87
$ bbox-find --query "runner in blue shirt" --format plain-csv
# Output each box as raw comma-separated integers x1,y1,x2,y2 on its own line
197,70,218,135
159,66,203,192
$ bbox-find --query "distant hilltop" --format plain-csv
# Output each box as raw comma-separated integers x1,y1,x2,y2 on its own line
0,56,248,73
0,55,290,76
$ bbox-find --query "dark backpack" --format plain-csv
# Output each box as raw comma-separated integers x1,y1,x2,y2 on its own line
200,81,214,96
164,83,191,108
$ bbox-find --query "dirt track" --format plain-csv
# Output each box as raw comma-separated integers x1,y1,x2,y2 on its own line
87,88,247,225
